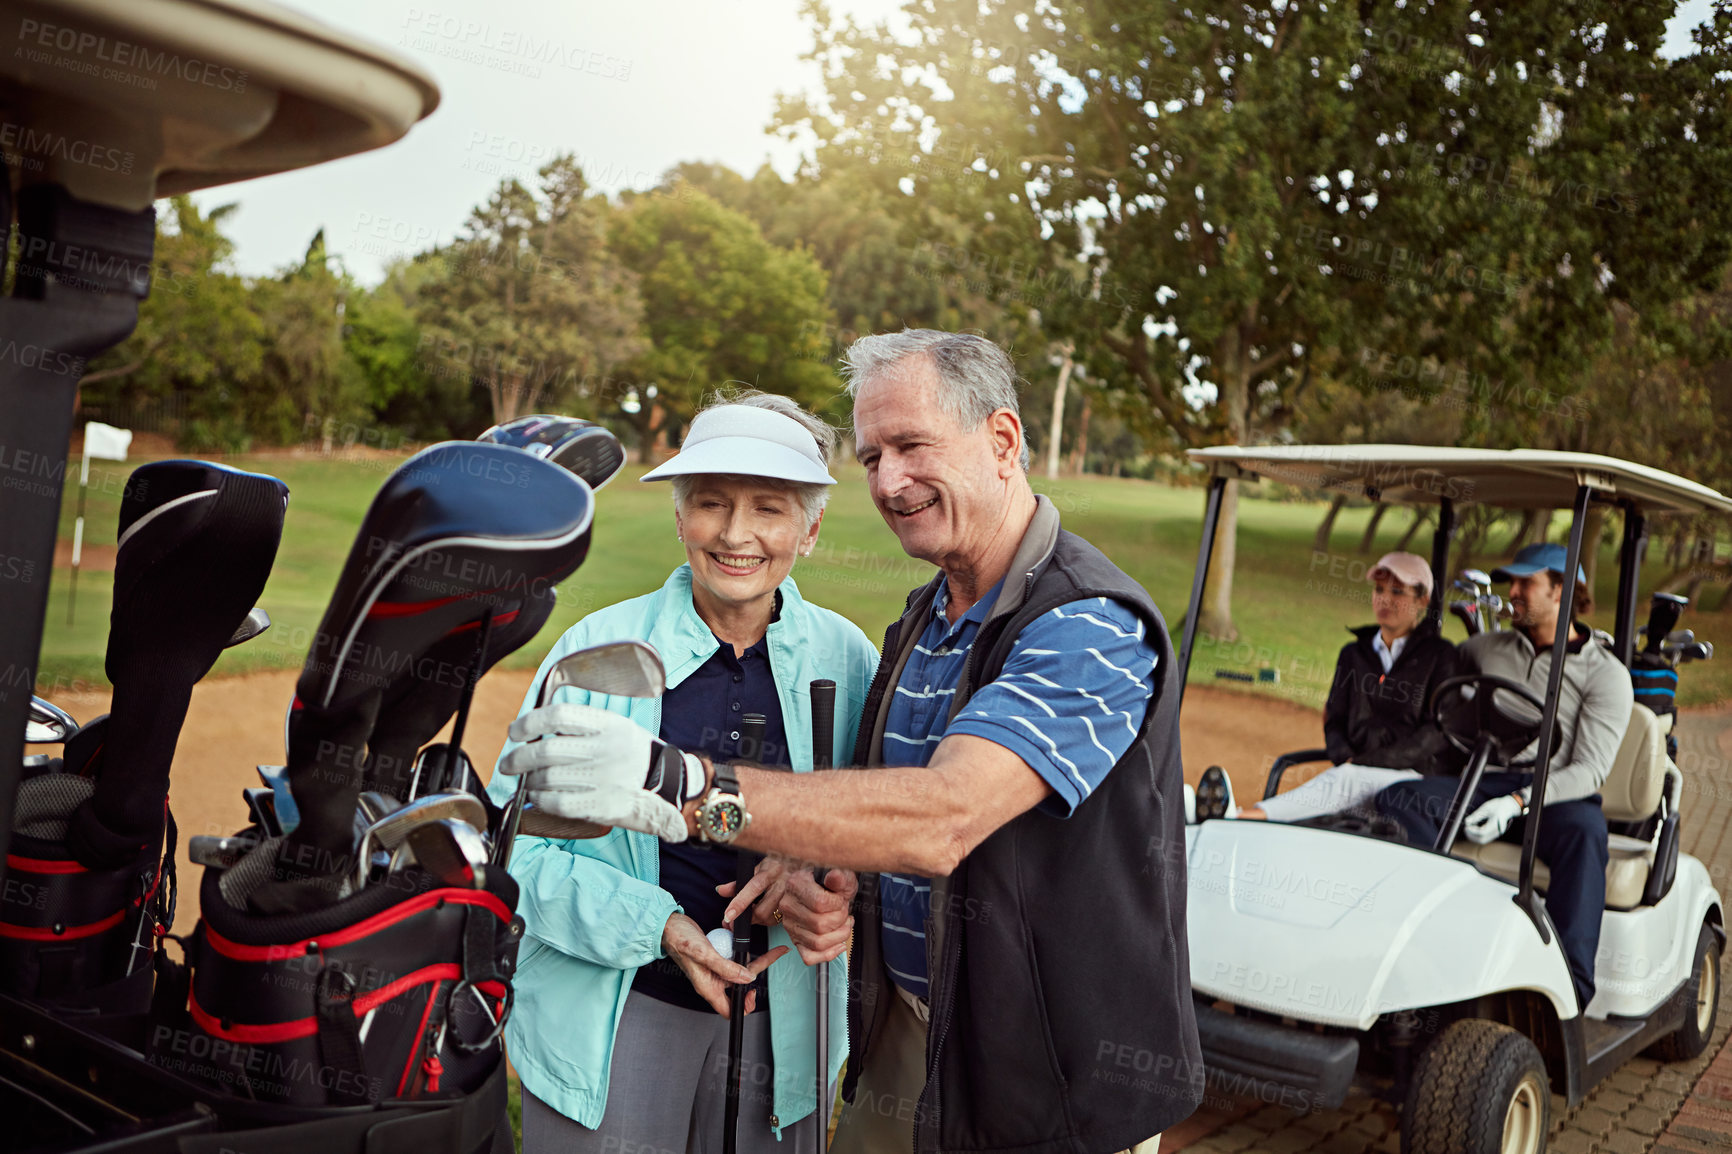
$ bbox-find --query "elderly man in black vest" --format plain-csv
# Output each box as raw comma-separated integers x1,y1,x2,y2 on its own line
499,330,1201,1154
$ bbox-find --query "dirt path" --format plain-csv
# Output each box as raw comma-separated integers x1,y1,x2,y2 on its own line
28,674,1315,938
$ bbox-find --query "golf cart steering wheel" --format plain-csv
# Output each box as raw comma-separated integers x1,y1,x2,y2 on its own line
1429,673,1551,770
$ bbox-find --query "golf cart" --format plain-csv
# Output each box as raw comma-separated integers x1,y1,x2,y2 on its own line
1176,446,1730,1153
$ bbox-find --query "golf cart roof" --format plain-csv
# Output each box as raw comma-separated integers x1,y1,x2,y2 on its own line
1188,445,1732,517
0,0,439,210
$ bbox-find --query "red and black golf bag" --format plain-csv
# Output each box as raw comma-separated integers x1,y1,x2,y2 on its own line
158,440,598,1114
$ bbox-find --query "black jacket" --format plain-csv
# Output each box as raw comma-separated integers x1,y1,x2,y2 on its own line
1322,619,1462,774
844,497,1201,1154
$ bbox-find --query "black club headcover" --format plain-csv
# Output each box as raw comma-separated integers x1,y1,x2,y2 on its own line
66,461,288,868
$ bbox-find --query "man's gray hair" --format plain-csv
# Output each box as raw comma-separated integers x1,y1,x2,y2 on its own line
669,389,836,528
840,329,1030,470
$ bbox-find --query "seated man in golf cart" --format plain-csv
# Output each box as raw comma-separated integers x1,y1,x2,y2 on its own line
1376,542,1634,1010
1194,551,1462,822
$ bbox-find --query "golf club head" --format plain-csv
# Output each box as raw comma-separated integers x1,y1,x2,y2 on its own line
26,697,76,744
226,607,272,647
478,415,626,492
495,641,669,857
408,743,474,800
1447,601,1481,636
271,443,594,906
1645,593,1689,654
358,791,403,823
354,790,488,889
538,640,667,708
68,460,288,871
1679,641,1713,664
1460,568,1492,592
406,818,488,889
1667,629,1696,647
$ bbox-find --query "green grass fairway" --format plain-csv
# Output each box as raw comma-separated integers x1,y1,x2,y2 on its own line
32,450,1732,709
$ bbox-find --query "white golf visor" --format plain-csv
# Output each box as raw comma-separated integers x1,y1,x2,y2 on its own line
640,405,836,486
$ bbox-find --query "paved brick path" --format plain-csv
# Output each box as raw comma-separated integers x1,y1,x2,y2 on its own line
1169,706,1732,1153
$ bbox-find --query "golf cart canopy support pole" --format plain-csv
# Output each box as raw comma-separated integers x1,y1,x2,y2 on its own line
1514,482,1595,942
1427,498,1456,626
1613,504,1647,667
1176,474,1229,707
0,185,153,888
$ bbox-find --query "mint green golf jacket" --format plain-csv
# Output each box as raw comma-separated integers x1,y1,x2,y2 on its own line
486,565,878,1135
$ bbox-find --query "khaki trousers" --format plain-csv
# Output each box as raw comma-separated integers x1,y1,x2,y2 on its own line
828,984,1159,1154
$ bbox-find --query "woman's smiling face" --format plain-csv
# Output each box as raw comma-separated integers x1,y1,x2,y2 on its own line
676,474,819,612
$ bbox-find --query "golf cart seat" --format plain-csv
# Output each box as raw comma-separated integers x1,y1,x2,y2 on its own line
1450,703,1669,910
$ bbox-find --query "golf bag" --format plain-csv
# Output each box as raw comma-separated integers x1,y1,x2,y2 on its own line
172,439,598,1110
1630,651,1678,721
1,461,285,1018
166,862,521,1107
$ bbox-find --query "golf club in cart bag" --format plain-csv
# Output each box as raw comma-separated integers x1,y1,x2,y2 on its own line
3,460,285,1027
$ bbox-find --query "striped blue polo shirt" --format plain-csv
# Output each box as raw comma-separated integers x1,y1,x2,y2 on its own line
878,579,1160,999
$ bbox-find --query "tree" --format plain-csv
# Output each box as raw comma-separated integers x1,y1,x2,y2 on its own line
607,185,837,457
79,197,266,442
780,0,1732,638
414,157,646,425
243,230,367,445
345,260,490,441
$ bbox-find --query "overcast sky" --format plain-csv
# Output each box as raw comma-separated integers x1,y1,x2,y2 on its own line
196,0,902,281
199,0,1717,283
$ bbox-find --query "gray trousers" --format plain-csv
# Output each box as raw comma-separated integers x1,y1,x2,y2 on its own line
522,990,826,1154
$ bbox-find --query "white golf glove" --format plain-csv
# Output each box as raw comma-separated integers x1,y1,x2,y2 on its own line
498,704,708,843
1462,793,1524,844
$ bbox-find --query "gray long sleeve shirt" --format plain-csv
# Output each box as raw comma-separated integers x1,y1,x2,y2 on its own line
1460,623,1634,805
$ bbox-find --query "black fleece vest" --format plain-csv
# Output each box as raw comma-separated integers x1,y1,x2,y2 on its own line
843,499,1203,1154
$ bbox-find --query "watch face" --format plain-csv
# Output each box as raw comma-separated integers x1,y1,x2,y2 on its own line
702,798,747,842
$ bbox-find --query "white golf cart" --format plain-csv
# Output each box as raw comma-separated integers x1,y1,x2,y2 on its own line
1175,446,1729,1154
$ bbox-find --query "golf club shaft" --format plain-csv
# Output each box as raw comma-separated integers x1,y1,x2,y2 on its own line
724,713,768,1154
447,607,492,761
808,679,836,1146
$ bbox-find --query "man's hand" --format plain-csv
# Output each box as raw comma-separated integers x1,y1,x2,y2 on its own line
1463,793,1524,844
660,912,786,1017
498,703,708,843
720,859,857,965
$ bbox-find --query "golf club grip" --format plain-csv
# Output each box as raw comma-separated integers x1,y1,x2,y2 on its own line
810,679,836,771
518,811,611,839
740,713,767,764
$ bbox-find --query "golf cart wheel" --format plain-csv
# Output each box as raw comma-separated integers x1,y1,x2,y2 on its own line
1402,1020,1549,1154
1646,922,1721,1062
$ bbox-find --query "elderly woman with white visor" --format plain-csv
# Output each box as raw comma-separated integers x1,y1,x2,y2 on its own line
487,391,878,1153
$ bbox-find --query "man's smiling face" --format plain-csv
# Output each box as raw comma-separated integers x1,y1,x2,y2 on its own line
852,356,1011,568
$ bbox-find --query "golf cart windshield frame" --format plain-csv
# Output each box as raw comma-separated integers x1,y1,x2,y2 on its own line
1178,446,1732,941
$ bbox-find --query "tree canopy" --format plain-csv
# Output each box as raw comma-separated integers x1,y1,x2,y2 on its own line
777,0,1732,635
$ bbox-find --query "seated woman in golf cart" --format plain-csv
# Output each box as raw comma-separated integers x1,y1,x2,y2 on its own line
487,392,878,1153
1195,551,1461,821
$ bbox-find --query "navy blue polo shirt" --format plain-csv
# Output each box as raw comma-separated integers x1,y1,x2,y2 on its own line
878,582,1159,999
629,626,786,1013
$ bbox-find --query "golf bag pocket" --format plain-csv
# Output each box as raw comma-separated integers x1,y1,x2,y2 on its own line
177,861,522,1107
1631,653,1678,718
0,770,169,1013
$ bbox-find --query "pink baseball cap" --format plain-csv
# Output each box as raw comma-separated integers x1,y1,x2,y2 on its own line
1368,551,1433,597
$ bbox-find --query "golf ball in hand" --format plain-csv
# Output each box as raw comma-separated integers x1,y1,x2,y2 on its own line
706,927,732,957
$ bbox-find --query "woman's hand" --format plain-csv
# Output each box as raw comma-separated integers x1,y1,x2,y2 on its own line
720,858,857,966
661,912,787,1017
